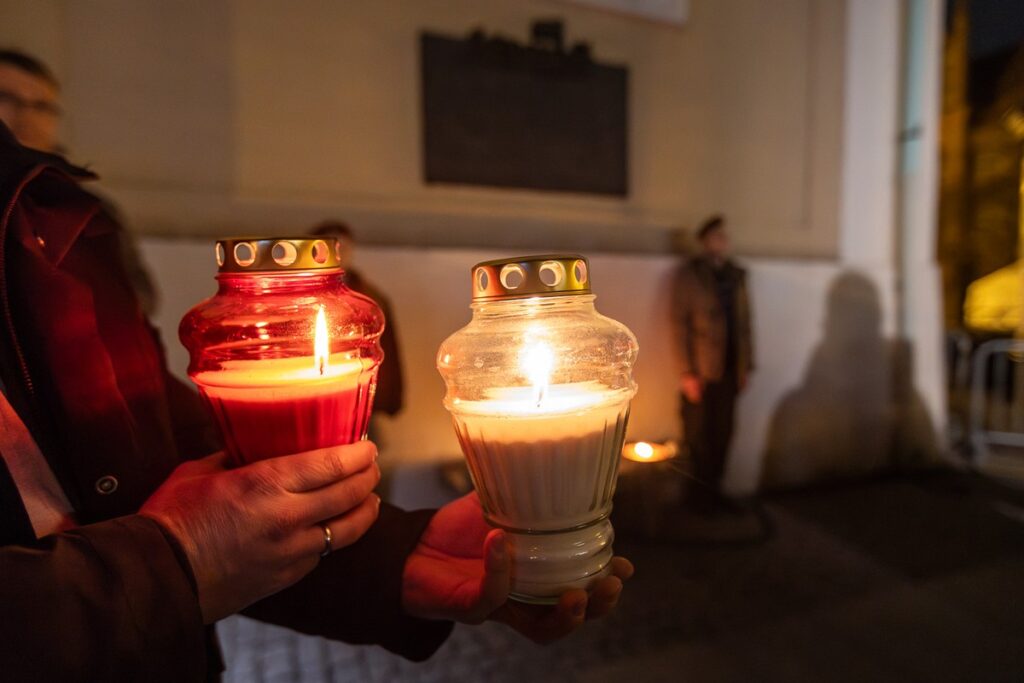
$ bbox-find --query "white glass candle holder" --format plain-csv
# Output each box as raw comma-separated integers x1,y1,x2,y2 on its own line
437,255,638,603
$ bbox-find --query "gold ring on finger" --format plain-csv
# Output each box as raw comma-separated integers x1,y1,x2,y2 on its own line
320,524,333,558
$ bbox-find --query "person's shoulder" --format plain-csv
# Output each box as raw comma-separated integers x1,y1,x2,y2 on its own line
0,122,96,190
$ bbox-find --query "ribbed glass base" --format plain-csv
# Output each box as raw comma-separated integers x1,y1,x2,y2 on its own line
505,517,615,603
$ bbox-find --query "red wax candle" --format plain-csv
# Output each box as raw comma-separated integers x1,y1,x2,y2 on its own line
194,356,377,465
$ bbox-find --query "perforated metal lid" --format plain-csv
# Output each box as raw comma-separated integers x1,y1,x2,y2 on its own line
215,237,342,273
471,255,591,301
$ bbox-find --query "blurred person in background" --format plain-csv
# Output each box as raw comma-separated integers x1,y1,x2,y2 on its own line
0,49,60,153
0,48,158,317
311,220,404,418
672,215,754,513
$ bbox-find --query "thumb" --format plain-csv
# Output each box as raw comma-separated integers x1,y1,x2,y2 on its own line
474,529,510,623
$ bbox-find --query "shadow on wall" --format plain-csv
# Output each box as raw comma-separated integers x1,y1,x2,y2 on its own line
761,271,939,489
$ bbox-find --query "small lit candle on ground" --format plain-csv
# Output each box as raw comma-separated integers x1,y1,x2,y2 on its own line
622,440,678,463
615,439,685,539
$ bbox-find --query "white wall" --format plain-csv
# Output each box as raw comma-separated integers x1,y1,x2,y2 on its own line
899,0,949,446
836,0,948,442
0,0,845,257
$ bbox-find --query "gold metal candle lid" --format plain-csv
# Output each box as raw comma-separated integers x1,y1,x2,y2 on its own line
215,237,342,273
472,255,591,301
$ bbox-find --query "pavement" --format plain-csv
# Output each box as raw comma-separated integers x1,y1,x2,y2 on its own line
217,469,1024,682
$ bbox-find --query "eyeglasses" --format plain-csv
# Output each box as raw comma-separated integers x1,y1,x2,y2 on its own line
0,90,61,117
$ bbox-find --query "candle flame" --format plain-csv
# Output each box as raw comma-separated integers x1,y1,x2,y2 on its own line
314,305,329,375
520,341,554,407
633,442,654,460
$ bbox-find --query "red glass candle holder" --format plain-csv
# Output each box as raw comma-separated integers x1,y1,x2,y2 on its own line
179,237,384,465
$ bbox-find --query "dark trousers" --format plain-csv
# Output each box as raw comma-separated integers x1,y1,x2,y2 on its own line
681,374,738,507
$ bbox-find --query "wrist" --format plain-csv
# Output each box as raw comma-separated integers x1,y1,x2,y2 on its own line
138,509,221,623
141,513,201,594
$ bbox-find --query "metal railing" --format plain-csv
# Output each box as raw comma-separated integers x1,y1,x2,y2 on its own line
969,338,1024,463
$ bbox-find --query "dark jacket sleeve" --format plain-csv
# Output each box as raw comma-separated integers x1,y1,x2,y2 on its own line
242,503,453,661
0,515,208,682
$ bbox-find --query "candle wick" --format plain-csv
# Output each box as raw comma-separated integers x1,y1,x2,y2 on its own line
319,357,325,376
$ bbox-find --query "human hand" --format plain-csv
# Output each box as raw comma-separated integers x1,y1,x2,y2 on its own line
401,493,634,644
140,441,381,624
680,373,703,403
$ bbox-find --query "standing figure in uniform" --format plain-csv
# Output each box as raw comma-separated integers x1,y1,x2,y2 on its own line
673,215,754,512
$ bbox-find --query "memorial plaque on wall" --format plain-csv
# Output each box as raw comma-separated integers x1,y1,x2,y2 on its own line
420,31,628,196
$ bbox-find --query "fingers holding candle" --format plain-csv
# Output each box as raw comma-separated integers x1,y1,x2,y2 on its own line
587,556,633,619
401,493,505,623
582,557,632,621
312,493,381,556
488,554,633,643
584,575,626,619
492,588,588,645
608,555,635,583
259,440,378,494
402,492,634,645
290,455,380,526
251,440,381,551
472,529,511,623
140,442,383,624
